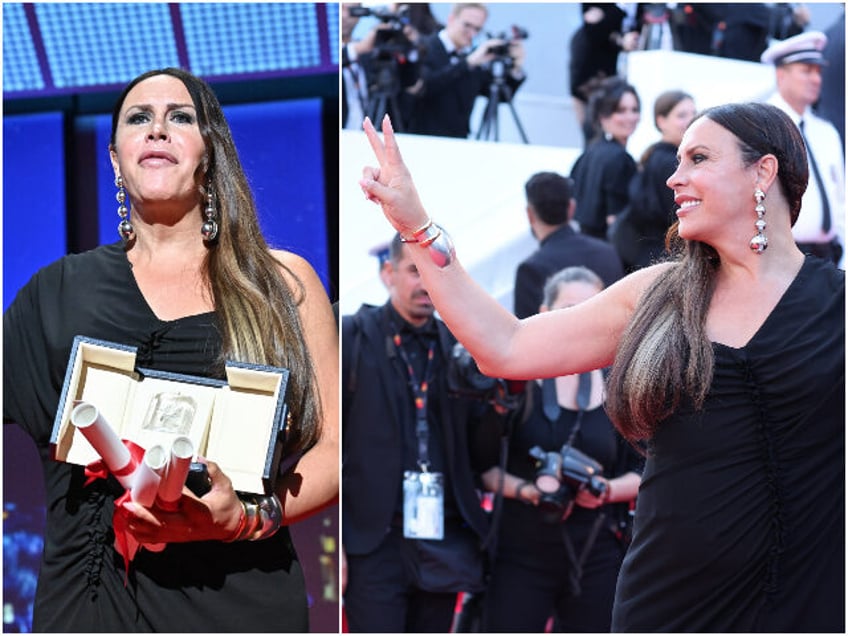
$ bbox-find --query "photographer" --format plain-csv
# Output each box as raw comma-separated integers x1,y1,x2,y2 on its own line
407,3,526,138
342,3,375,130
344,3,423,131
341,233,505,633
477,267,642,632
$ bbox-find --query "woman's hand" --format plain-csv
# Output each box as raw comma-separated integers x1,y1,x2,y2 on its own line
360,115,430,237
481,466,541,506
575,477,610,510
120,459,244,544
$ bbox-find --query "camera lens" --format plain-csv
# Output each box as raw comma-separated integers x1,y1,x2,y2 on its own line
535,473,561,494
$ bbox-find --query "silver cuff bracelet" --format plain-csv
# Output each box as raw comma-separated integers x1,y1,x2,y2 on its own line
247,494,283,541
423,223,455,268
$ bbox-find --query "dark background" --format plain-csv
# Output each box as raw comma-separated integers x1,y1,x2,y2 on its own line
3,3,340,632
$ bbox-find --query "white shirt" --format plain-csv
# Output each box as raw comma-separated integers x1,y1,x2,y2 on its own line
767,92,845,262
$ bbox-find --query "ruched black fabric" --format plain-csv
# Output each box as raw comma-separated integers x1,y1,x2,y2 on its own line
612,256,844,632
4,242,307,632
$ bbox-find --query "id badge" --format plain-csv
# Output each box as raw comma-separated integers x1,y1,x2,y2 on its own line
402,470,444,540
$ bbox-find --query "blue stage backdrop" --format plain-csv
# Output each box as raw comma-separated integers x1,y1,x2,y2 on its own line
2,112,67,311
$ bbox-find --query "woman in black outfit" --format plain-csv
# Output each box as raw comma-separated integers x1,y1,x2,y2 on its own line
570,76,641,241
612,90,697,272
479,266,642,632
361,99,844,631
3,68,339,632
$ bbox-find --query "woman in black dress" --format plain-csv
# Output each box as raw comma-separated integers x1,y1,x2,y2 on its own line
570,76,641,241
479,267,642,632
360,100,844,631
612,90,696,272
3,68,339,632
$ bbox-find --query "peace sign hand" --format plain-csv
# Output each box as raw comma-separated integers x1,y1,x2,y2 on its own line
360,115,430,237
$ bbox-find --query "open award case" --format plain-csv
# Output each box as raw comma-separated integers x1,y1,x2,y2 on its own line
51,335,290,495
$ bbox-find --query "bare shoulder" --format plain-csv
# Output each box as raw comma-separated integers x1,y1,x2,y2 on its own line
269,248,323,290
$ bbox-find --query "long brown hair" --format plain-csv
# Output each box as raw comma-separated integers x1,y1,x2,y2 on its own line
110,68,320,455
605,102,808,442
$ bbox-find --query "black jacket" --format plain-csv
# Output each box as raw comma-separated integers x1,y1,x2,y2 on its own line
612,140,678,271
407,32,524,138
571,137,637,238
342,303,493,555
513,224,624,319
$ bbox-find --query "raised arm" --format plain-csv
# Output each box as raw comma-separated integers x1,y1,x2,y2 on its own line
359,115,663,380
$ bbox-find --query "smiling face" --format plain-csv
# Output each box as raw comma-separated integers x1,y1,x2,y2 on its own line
667,117,761,245
599,91,641,145
110,74,207,216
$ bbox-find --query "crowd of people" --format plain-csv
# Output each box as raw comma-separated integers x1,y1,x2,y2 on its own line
343,2,844,633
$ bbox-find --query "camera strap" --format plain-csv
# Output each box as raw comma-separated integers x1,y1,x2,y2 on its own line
541,372,592,428
390,321,437,471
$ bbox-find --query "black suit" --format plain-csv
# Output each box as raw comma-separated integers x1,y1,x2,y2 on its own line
408,32,524,138
513,224,624,319
342,303,493,632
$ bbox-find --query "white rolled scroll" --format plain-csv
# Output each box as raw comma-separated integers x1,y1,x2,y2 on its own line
137,445,169,553
131,445,167,507
156,436,194,511
71,402,136,490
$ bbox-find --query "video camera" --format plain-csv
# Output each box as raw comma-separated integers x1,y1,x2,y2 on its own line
349,5,413,59
447,343,524,415
484,25,529,58
349,4,418,110
528,444,607,523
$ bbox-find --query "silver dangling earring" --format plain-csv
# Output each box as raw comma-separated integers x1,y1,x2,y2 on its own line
115,175,134,242
201,183,219,242
749,187,767,253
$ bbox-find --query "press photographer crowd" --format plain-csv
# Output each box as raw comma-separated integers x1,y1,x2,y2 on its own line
342,2,844,633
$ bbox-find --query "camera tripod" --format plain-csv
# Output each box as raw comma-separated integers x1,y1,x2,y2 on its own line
366,62,405,131
475,58,529,143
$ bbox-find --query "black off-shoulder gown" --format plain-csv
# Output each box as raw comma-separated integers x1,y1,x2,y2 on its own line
4,242,308,632
612,256,845,632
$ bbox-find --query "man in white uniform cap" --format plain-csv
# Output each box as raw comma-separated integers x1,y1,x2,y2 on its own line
761,30,845,267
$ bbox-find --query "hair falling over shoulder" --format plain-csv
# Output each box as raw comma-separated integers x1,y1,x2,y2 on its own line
605,238,719,442
201,113,321,459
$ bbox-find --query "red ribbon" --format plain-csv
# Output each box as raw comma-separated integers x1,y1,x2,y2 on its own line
84,440,147,584
83,440,146,487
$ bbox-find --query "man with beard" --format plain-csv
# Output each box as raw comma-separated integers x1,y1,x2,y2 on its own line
341,233,495,632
